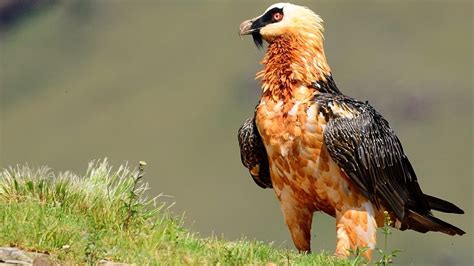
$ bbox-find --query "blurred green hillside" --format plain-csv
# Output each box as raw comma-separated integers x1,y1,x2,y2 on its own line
1,1,472,265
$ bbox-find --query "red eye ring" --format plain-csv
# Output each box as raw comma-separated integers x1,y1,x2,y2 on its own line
273,12,283,22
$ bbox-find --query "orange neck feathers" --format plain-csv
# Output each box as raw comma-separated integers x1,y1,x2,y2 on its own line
257,31,331,101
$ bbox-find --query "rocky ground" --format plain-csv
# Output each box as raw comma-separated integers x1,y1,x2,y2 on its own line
0,247,53,266
0,247,129,266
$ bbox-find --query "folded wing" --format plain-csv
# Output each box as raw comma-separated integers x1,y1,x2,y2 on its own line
319,94,464,235
238,117,272,188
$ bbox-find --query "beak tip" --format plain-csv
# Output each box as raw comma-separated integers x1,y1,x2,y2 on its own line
239,19,254,36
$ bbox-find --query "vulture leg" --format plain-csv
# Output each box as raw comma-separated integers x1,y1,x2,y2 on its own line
335,203,378,260
277,191,314,253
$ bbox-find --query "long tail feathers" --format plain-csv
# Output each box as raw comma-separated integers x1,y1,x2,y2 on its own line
405,210,465,236
424,194,464,214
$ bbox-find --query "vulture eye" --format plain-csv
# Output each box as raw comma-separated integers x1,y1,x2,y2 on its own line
272,12,283,22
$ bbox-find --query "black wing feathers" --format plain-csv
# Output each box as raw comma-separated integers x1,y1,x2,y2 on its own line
324,108,419,219
320,94,464,235
423,194,464,214
238,117,272,188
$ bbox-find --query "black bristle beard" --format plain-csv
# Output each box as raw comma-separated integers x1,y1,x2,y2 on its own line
252,32,263,48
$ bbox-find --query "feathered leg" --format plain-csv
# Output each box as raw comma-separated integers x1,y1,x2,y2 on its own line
278,193,313,253
335,203,377,260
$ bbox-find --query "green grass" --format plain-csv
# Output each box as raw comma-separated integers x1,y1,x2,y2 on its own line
0,160,353,265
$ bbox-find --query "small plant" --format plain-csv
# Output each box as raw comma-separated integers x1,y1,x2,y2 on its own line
123,161,147,230
348,246,369,266
375,211,401,265
84,230,104,265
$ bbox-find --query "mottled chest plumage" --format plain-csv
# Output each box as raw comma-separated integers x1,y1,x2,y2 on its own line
255,97,325,159
255,94,363,214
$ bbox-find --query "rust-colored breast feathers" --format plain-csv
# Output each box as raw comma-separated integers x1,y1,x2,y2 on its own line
256,98,368,214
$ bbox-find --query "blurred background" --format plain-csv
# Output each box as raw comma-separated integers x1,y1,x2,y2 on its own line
0,0,472,264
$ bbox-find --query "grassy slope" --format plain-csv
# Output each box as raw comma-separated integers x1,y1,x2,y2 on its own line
0,160,352,265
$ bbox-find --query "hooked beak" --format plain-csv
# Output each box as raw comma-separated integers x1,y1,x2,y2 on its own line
239,16,264,48
239,19,255,36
